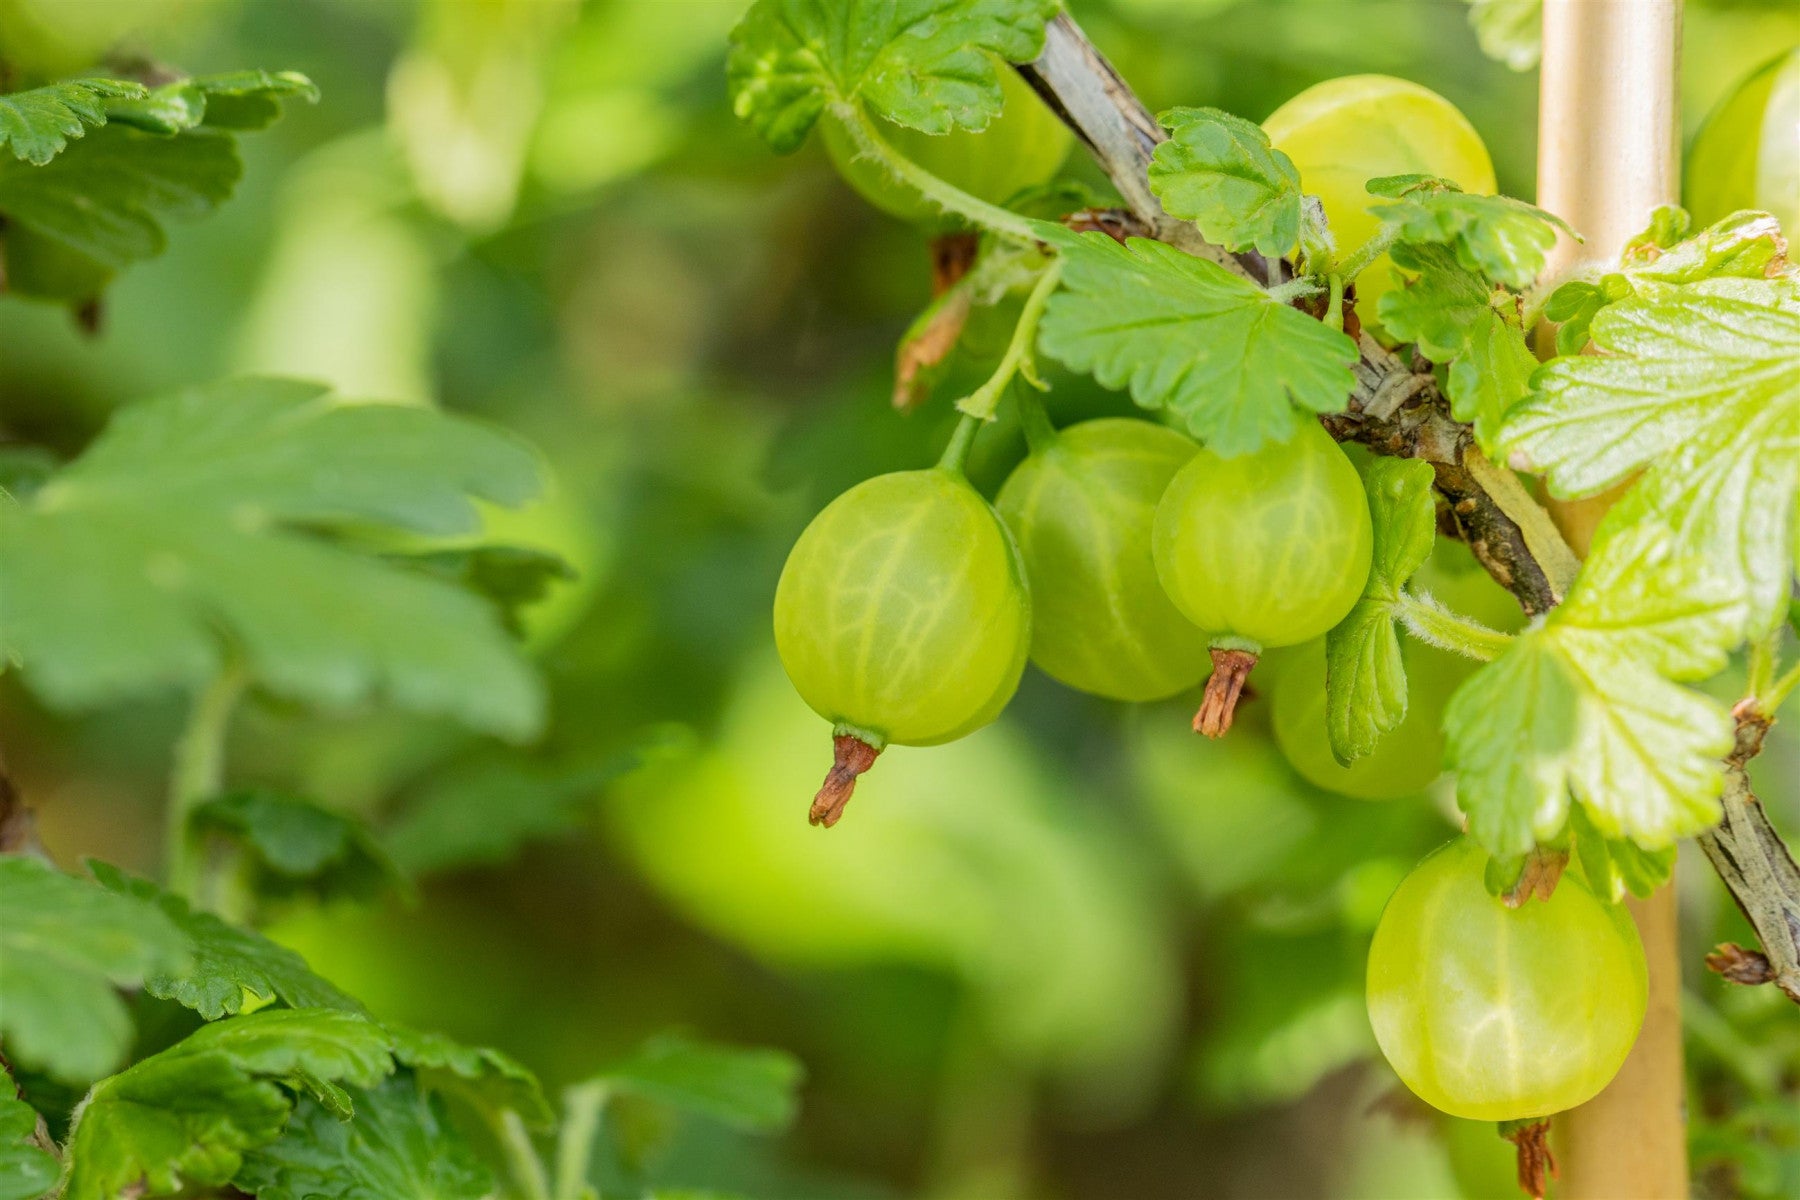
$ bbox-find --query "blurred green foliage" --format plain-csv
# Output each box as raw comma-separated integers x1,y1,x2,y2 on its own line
3,1,1796,1197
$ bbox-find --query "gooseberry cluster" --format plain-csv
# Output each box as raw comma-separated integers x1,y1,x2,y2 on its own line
763,66,1654,1137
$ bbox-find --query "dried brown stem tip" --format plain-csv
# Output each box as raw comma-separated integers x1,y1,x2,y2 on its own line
1194,648,1257,738
1706,942,1778,987
810,733,882,828
1502,1120,1558,1200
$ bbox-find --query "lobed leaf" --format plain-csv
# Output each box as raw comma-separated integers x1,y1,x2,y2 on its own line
388,1025,554,1129
1323,458,1436,763
1505,282,1800,638
0,79,144,165
1148,107,1306,259
89,862,363,1021
104,70,319,135
1368,177,1572,289
1378,242,1535,450
1036,227,1358,455
0,855,191,1084
726,0,1057,152
191,791,407,905
235,1074,493,1200
0,377,546,738
61,1009,393,1200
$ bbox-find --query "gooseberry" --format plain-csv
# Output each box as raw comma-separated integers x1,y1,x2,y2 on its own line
774,467,1031,825
995,417,1211,701
1152,421,1372,736
1366,837,1648,1121
1263,75,1496,326
820,66,1073,227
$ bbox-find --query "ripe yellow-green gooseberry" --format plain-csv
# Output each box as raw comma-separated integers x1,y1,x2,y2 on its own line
1263,75,1497,328
773,466,1031,825
1367,837,1648,1122
995,417,1212,702
820,66,1073,226
1686,47,1799,235
1271,637,1457,801
1152,421,1372,737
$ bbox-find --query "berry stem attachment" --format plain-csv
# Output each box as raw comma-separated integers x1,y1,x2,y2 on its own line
1323,273,1344,331
1395,590,1513,661
811,730,884,828
829,100,1039,243
1195,646,1258,738
937,412,982,475
1499,1119,1558,1200
1015,389,1059,455
954,260,1063,423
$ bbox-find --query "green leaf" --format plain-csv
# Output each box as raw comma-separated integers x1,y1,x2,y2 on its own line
190,791,407,905
235,1074,493,1200
0,79,145,165
1541,210,1790,352
104,70,319,135
592,1035,804,1134
1378,242,1536,450
0,377,546,738
0,855,191,1083
1368,177,1572,289
1567,803,1674,902
387,1025,554,1129
1464,0,1542,71
727,0,1057,153
1504,282,1800,637
89,861,363,1021
0,1095,59,1200
61,1009,393,1200
1148,107,1306,259
404,544,576,639
1036,228,1358,455
1324,458,1436,763
1445,527,1739,856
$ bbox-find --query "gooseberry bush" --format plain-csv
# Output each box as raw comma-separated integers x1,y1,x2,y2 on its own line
0,50,799,1200
733,0,1800,1192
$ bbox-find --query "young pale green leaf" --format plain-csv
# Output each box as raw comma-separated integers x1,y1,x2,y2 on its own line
0,856,191,1084
104,70,318,135
0,1096,59,1200
1036,228,1358,455
0,79,145,165
388,1025,554,1129
726,0,1057,152
89,862,363,1021
1148,107,1306,259
190,791,407,905
0,377,546,738
1369,179,1572,289
1504,282,1800,638
1445,529,1738,857
235,1075,494,1200
1378,242,1535,449
1324,458,1436,762
1542,210,1790,352
61,1009,392,1200
1464,0,1541,70
590,1035,805,1134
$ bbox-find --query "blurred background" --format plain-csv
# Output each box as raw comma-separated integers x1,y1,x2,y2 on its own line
2,1,1797,1197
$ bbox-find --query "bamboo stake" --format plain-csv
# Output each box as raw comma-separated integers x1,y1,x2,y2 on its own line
1536,3,1689,1196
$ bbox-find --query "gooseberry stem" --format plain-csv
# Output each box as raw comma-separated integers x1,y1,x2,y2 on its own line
1395,590,1512,662
955,260,1063,423
830,101,1039,244
812,730,884,828
1324,273,1344,331
1334,223,1402,284
1195,646,1258,738
1015,389,1059,455
166,663,246,902
937,413,982,475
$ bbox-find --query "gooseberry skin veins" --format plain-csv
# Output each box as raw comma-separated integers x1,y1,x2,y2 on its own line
1366,838,1648,1122
1151,421,1373,651
1271,638,1451,800
774,468,1031,748
820,68,1073,225
996,419,1211,702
